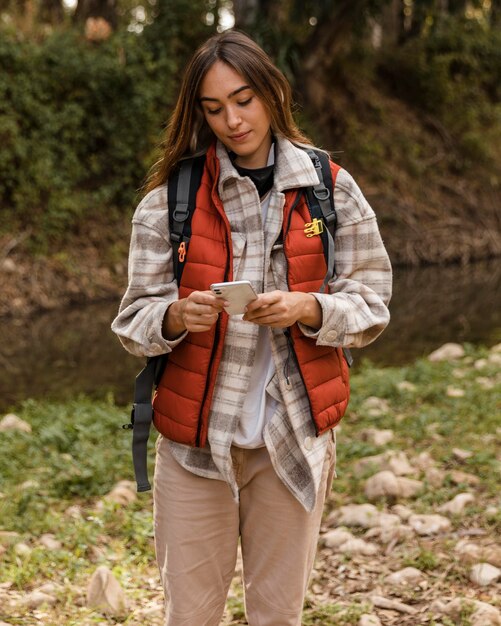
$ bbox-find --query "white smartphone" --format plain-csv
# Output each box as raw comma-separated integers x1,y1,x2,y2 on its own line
210,280,258,315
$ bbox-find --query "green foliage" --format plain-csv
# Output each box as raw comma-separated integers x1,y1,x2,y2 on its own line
378,16,501,168
0,1,214,251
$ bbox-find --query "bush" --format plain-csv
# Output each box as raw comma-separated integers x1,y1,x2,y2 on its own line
377,16,501,167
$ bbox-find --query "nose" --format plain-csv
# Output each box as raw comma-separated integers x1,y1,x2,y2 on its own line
226,105,242,129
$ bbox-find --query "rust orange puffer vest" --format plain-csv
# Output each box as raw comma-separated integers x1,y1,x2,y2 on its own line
152,144,350,446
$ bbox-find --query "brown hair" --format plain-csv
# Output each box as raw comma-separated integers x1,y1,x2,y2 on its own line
144,30,312,194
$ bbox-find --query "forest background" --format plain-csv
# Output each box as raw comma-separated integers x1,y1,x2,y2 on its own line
0,0,501,317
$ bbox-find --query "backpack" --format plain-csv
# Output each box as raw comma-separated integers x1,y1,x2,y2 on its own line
124,147,352,492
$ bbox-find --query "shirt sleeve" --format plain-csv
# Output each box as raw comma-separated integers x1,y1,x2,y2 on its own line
110,185,188,357
297,168,392,348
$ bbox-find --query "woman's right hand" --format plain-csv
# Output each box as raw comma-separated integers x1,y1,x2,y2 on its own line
163,290,225,338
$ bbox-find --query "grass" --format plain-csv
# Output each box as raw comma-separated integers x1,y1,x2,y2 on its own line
0,344,500,624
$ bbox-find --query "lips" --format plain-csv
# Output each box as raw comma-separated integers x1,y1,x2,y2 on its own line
229,131,251,142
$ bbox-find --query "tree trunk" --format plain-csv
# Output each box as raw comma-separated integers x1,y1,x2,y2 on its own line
40,0,64,23
74,0,117,28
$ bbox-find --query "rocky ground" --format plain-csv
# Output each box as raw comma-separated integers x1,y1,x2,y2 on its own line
0,342,500,625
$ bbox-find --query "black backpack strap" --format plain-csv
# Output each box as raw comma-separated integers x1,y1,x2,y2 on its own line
125,155,205,494
169,155,206,284
304,149,337,294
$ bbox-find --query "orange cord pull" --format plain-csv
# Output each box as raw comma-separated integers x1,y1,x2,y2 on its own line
178,241,186,263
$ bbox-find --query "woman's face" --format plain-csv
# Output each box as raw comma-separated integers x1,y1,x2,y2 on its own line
199,61,272,169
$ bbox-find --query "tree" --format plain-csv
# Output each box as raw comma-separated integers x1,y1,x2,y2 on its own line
74,0,117,28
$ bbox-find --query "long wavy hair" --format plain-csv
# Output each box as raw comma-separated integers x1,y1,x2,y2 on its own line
144,30,312,194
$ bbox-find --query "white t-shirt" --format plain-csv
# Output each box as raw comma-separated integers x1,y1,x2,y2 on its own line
233,149,280,448
232,319,278,448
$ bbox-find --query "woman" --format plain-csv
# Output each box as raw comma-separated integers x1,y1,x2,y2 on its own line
112,30,391,626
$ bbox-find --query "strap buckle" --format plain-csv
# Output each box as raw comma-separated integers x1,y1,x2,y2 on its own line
172,203,189,222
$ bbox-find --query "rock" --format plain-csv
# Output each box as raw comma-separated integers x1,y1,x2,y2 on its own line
438,493,475,515
0,531,21,543
1,258,16,273
365,471,400,500
340,537,379,556
425,467,446,488
359,615,382,626
65,504,83,519
408,514,451,535
396,476,424,498
364,471,423,501
428,343,465,362
476,376,495,390
20,479,39,490
39,533,62,551
86,565,128,617
449,470,480,486
491,342,501,353
455,541,501,567
360,428,394,446
446,386,465,397
470,563,501,586
452,447,473,461
396,381,416,392
0,414,32,433
485,506,499,518
14,542,32,556
23,590,57,609
370,595,417,614
385,567,426,586
322,528,354,549
391,504,414,521
387,452,415,476
334,504,382,528
488,352,501,366
105,480,137,506
440,598,501,625
413,451,436,470
474,358,488,369
361,396,390,417
353,453,387,476
365,523,413,544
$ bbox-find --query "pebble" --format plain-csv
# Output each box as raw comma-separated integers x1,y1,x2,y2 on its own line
391,504,414,521
365,470,400,500
360,396,390,417
105,480,137,506
396,380,417,392
476,376,495,390
425,466,446,487
22,590,57,609
86,565,128,617
385,566,426,586
359,615,382,626
408,514,451,535
333,504,382,528
470,563,501,586
371,594,417,614
446,386,465,397
39,533,62,551
386,451,415,476
339,537,379,556
452,447,473,460
455,541,501,567
438,598,501,625
474,358,488,369
322,528,354,548
0,414,32,433
365,522,413,545
360,428,394,446
438,492,475,515
396,476,424,498
412,451,436,470
449,470,480,486
428,343,465,362
14,542,32,556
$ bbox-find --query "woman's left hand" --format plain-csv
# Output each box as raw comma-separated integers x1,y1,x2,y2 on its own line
242,290,322,329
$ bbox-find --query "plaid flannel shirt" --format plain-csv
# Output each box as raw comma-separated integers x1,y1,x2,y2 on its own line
111,136,392,512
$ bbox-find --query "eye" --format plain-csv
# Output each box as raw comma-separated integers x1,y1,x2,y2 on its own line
206,107,222,116
238,97,253,107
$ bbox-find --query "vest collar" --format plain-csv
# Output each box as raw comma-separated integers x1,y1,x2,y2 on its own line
208,135,320,196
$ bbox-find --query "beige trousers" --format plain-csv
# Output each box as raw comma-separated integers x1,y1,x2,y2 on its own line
153,435,336,626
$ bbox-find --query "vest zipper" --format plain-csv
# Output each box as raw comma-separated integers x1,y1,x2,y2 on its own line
196,230,231,447
282,192,318,435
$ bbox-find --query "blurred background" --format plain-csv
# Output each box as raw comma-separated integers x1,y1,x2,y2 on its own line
0,0,500,409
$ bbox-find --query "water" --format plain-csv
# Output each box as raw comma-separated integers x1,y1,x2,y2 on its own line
0,260,499,412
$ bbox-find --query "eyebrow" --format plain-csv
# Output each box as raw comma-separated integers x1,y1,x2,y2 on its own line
199,85,251,103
